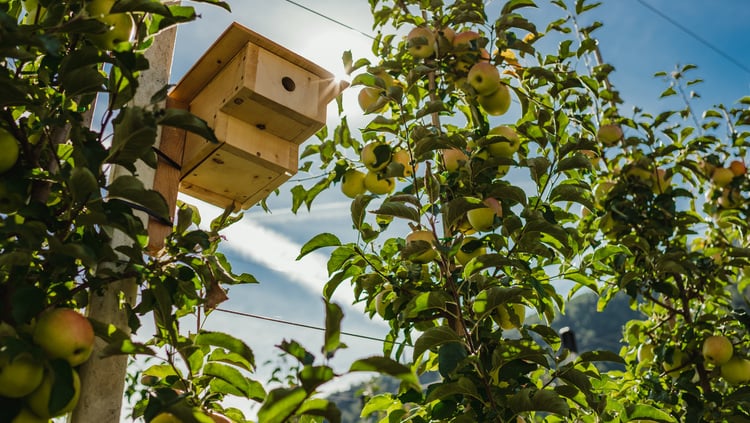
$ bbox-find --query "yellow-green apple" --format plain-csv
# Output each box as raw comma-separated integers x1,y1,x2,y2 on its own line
455,236,485,265
90,13,134,51
340,169,366,198
467,62,501,96
712,167,735,188
33,308,95,367
10,408,49,423
441,148,468,172
597,124,623,146
407,27,435,58
27,367,81,418
478,83,511,116
0,128,20,174
495,303,525,330
467,207,497,232
358,87,386,113
374,289,391,318
0,352,44,398
730,160,747,176
662,348,687,377
496,164,510,178
21,0,47,24
486,125,520,158
151,412,183,423
405,229,437,263
720,356,750,385
360,141,392,172
718,187,742,208
206,412,232,423
702,335,733,366
85,0,115,18
363,171,394,195
637,343,655,364
391,149,414,177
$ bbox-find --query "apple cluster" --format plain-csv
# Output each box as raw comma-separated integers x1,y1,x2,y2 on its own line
636,334,750,385
705,159,746,209
340,141,415,198
0,308,95,422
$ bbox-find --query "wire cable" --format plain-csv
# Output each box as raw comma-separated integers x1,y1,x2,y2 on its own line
281,0,376,40
214,308,410,347
634,0,750,75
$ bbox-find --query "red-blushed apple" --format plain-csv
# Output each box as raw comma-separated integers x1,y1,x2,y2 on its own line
467,62,501,96
712,167,735,188
340,169,366,198
407,27,435,58
452,30,480,50
27,367,81,418
597,124,623,146
702,335,733,366
405,229,438,263
720,356,750,385
363,171,395,195
32,308,95,367
0,352,44,398
441,148,468,172
455,236,485,265
360,141,392,172
486,125,520,158
0,127,20,174
478,83,511,116
730,160,747,176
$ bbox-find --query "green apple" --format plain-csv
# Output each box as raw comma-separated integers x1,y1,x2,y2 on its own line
662,348,687,378
0,128,20,174
702,335,733,366
85,0,115,18
151,412,183,423
494,303,525,330
405,229,438,263
455,236,485,265
90,13,134,51
407,27,435,58
711,167,735,188
597,124,623,146
11,408,49,423
467,62,501,96
486,125,520,158
360,141,392,172
33,308,95,367
27,367,81,419
637,343,655,364
720,356,750,385
358,87,387,113
363,171,394,195
477,83,511,116
391,149,415,177
0,353,44,398
467,206,497,232
340,169,366,198
441,148,468,172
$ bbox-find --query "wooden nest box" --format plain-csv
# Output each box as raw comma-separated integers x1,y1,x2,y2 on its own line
167,22,346,210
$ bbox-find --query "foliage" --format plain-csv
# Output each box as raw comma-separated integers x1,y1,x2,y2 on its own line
288,0,750,421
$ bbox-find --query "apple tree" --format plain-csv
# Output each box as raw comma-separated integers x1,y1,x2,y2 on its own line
290,0,750,421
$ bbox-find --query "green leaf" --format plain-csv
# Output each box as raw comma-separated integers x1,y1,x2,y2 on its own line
625,404,677,422
69,166,100,205
509,388,570,416
295,398,341,423
157,108,219,143
202,362,258,399
298,365,335,394
257,387,308,423
48,360,77,416
350,357,420,390
438,342,468,377
111,0,173,14
297,233,341,260
61,66,107,96
413,326,463,361
277,340,315,366
502,0,538,14
371,201,420,222
323,301,345,357
576,350,625,364
107,175,170,221
107,106,157,171
425,377,481,403
402,291,453,319
195,331,255,371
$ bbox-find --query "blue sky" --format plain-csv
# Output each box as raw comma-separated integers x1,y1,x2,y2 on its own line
148,0,750,415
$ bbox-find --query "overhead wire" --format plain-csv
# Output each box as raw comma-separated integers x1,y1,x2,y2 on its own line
280,0,376,40
633,0,750,75
214,308,411,348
